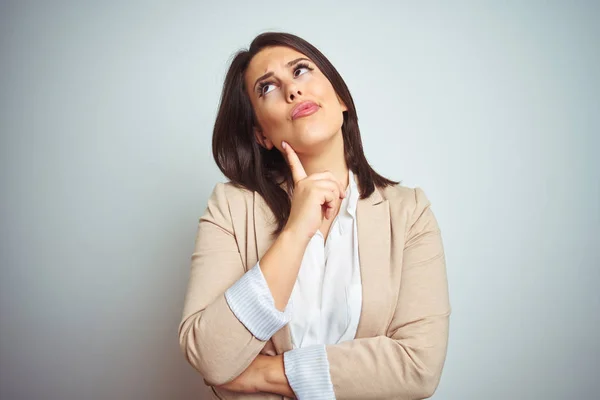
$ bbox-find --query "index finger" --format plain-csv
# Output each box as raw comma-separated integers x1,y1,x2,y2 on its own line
282,141,307,184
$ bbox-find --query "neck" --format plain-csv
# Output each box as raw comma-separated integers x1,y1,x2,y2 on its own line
296,131,350,190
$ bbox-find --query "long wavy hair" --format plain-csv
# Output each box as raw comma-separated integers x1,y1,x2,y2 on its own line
212,32,400,235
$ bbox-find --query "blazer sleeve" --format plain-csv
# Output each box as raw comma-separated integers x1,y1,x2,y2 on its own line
325,187,451,399
178,183,276,386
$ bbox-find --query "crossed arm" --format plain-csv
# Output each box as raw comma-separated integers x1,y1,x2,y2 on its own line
178,183,450,399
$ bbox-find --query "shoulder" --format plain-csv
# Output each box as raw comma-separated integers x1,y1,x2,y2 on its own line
200,181,255,232
204,181,255,222
380,184,432,210
378,184,435,229
208,181,253,204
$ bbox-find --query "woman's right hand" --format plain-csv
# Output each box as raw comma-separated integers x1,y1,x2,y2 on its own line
280,140,346,242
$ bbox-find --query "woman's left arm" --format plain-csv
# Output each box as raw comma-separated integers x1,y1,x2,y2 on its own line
283,187,451,400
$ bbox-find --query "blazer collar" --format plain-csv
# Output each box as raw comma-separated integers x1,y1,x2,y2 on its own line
253,173,390,354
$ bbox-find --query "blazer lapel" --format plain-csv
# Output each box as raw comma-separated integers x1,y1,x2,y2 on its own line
355,184,390,338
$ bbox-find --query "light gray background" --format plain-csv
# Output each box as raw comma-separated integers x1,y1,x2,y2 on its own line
1,1,598,399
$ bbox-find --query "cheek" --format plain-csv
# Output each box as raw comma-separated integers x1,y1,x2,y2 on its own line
254,101,290,138
255,100,283,124
311,78,340,108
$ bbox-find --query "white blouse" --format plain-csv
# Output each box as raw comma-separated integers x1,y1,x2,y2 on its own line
289,168,363,348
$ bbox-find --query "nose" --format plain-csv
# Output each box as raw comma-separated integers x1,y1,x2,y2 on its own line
285,82,303,102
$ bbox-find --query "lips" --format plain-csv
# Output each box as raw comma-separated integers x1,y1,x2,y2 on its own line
291,101,320,120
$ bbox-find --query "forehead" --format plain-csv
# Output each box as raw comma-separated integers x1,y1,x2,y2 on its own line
245,46,310,82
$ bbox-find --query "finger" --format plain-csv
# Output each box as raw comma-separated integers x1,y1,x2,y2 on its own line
322,204,329,220
281,141,307,184
323,202,334,220
310,178,345,199
324,200,337,221
320,189,337,210
312,180,342,200
306,172,345,198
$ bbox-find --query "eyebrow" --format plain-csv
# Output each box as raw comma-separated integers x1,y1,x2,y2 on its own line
253,57,312,92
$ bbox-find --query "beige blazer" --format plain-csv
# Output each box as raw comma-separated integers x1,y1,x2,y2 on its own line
179,174,451,400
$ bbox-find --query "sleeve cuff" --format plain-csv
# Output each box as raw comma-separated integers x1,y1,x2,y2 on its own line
224,261,293,341
283,345,336,400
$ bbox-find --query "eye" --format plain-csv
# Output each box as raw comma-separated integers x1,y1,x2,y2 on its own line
293,62,313,78
257,81,276,97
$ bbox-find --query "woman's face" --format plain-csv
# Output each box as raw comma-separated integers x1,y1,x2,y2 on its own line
244,46,347,154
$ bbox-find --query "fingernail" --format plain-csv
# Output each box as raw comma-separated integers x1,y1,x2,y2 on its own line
282,141,287,149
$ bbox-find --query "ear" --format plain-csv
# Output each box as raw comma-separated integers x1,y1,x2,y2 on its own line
253,126,274,150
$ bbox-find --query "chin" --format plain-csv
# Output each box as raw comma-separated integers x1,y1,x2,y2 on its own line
291,124,341,152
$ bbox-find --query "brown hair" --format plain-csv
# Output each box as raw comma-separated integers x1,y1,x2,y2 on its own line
212,31,400,235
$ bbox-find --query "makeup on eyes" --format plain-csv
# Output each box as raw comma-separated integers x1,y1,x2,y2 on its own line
256,62,314,97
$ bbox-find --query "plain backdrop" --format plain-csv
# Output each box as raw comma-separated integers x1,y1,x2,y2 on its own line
1,1,598,399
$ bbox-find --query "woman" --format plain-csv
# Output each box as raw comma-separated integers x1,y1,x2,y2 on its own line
178,32,451,400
